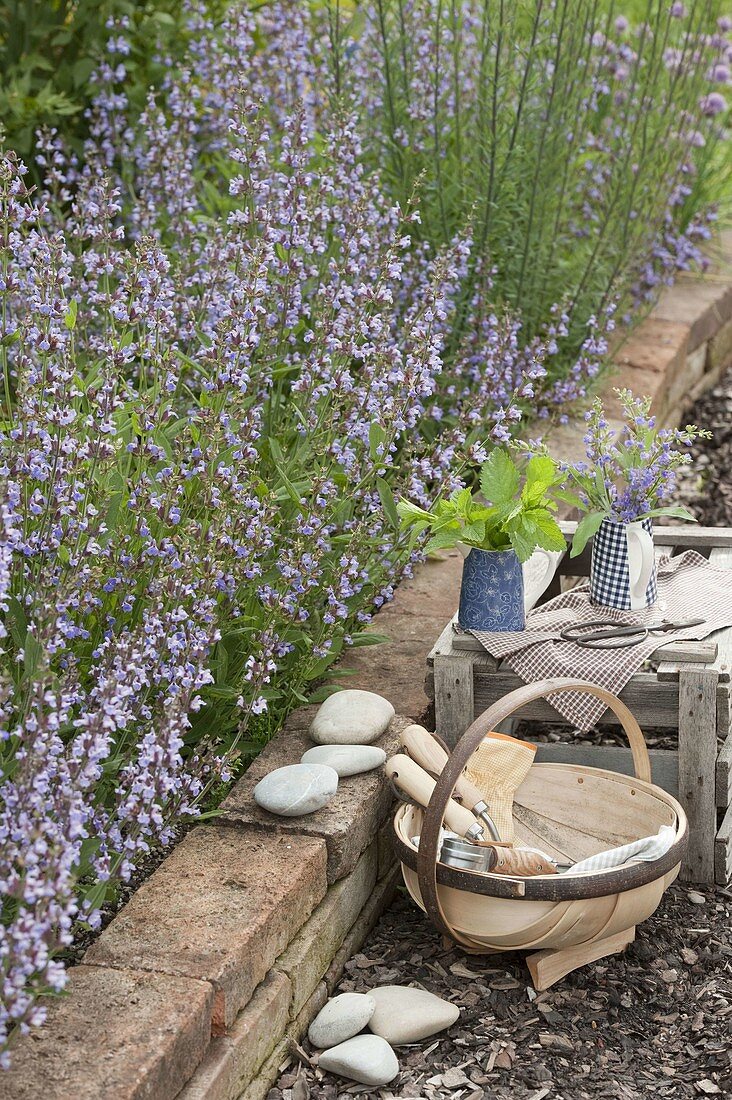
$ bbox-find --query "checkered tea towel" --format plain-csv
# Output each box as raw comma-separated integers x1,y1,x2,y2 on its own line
470,550,732,731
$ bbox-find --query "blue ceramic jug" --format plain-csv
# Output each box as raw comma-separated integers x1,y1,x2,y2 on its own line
458,547,525,632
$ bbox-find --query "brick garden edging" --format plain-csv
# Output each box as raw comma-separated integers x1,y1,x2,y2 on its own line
4,234,731,1100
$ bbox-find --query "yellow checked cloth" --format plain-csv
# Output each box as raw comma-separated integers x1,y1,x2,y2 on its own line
464,731,537,843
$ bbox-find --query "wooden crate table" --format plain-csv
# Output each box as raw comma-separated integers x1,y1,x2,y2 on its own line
425,523,732,886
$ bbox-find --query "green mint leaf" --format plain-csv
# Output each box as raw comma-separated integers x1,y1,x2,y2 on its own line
461,519,486,545
524,508,567,552
522,454,558,505
570,511,606,558
424,529,461,554
479,449,520,504
507,524,535,563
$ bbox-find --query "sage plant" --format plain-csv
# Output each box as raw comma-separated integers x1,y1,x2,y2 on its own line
0,1,559,1059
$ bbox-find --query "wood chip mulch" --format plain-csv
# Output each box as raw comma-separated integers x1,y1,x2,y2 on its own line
271,884,732,1100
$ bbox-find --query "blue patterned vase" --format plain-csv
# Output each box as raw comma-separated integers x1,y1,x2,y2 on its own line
458,548,525,632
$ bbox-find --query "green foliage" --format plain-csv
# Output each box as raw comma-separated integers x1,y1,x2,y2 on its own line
343,0,729,374
396,450,566,563
0,0,197,168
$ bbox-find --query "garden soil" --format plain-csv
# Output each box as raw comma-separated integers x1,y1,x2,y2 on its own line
271,375,732,1100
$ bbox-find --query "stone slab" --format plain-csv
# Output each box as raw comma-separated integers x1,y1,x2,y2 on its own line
239,982,329,1100
177,972,291,1100
662,342,708,422
86,825,327,1032
651,275,732,351
220,719,403,883
323,865,400,993
335,551,465,720
708,317,732,374
241,870,398,1100
1,964,213,1100
274,841,377,1017
613,317,690,375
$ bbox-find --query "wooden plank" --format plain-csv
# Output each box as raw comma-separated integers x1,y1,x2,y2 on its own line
531,743,678,796
678,668,719,884
655,641,719,680
433,655,474,748
655,542,676,564
427,617,458,662
708,544,732,567
451,619,719,667
717,683,731,740
717,735,732,810
531,742,678,793
451,622,717,669
472,670,682,728
557,520,732,550
715,802,732,885
708,547,732,736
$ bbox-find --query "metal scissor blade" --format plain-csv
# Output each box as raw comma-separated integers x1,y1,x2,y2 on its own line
656,617,706,631
576,625,646,642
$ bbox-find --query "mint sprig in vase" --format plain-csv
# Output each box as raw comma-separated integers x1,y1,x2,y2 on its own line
397,449,566,632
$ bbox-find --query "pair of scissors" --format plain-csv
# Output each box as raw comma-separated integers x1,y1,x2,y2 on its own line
560,617,706,650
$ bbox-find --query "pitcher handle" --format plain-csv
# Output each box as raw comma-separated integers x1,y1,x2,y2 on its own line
523,548,561,612
626,522,654,611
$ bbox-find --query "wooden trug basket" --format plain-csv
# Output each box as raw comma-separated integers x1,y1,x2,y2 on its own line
392,678,688,990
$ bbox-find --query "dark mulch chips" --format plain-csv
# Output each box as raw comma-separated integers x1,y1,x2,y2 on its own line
270,886,732,1100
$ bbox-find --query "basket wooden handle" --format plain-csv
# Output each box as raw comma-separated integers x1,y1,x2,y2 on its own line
416,678,652,948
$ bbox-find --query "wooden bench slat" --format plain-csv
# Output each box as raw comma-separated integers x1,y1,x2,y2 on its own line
532,743,678,796
717,735,732,810
678,668,719,883
715,802,732,885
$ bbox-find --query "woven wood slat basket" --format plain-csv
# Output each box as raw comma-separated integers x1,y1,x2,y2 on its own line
392,678,688,989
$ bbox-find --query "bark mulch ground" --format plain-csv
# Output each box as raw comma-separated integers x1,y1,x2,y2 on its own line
271,886,731,1100
271,373,732,1100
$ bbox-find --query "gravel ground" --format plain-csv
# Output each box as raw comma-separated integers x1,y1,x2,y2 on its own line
272,372,732,1100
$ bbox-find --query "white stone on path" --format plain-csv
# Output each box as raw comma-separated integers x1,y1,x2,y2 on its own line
317,1034,399,1086
367,985,460,1045
301,744,386,777
309,689,395,745
253,764,338,817
308,992,376,1049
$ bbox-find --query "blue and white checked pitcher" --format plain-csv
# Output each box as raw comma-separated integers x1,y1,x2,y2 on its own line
590,517,657,610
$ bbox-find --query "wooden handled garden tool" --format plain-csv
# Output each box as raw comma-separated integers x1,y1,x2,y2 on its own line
384,754,557,877
385,754,484,839
400,724,501,841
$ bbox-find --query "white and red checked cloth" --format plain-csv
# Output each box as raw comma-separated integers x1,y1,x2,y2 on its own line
469,550,732,731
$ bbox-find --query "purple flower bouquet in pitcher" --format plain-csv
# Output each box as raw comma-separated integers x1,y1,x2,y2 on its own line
561,389,711,610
